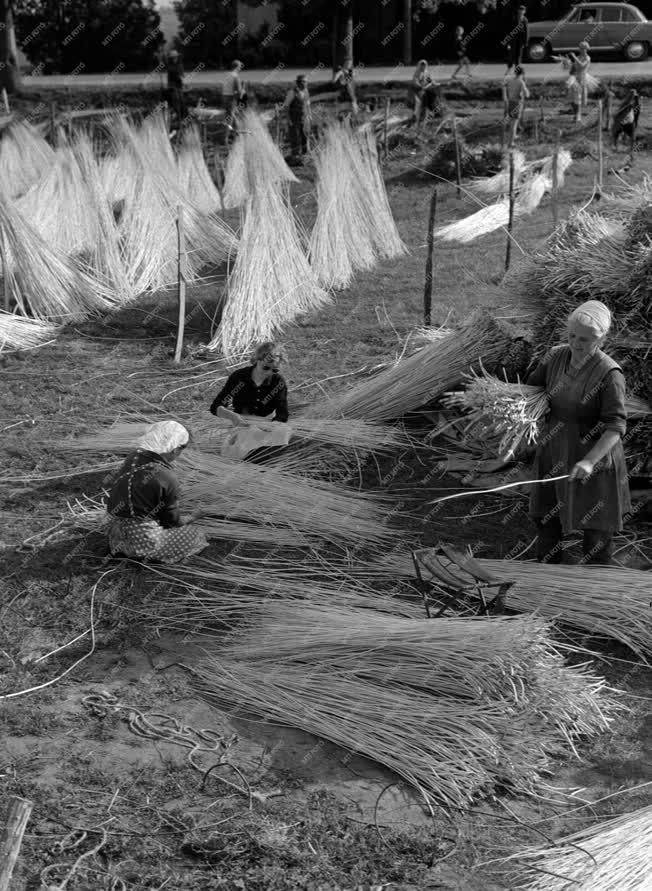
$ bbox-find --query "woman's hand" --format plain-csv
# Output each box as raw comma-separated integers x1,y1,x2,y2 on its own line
569,459,595,481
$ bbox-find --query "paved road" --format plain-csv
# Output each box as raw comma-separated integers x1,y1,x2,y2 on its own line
21,61,652,91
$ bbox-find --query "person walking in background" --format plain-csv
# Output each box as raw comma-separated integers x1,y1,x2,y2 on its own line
166,48,187,127
503,65,529,144
223,60,246,134
333,61,359,114
570,42,591,112
411,59,430,124
452,26,472,80
283,75,312,157
504,5,529,72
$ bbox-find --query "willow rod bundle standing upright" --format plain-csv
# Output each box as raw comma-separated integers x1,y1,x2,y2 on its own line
213,180,330,356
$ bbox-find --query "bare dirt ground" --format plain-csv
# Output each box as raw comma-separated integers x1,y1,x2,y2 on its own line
1,96,651,890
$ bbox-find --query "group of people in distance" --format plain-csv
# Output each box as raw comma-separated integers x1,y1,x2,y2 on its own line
106,301,631,572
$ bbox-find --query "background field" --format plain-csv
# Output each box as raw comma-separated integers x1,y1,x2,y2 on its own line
1,95,651,890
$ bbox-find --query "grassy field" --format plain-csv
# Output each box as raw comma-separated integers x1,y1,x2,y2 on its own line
1,97,651,890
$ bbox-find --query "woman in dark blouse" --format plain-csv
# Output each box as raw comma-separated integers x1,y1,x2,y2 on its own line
209,342,289,422
527,300,631,566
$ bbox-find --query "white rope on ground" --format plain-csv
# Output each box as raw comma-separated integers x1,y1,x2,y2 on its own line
0,568,114,700
428,475,570,505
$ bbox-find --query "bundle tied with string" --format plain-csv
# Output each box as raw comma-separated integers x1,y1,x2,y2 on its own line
309,310,515,421
193,603,615,809
516,804,652,890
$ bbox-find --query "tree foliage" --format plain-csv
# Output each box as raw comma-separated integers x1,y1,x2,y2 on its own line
173,0,237,69
15,0,164,74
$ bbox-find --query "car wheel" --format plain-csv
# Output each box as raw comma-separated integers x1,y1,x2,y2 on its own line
526,40,550,62
623,41,648,61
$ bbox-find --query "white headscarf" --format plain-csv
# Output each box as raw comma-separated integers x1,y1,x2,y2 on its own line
568,300,612,337
136,421,189,454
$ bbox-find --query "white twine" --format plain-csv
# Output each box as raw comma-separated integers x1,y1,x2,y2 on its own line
428,474,570,505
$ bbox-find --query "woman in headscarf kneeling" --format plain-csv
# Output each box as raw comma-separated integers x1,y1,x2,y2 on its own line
106,421,208,563
527,301,631,566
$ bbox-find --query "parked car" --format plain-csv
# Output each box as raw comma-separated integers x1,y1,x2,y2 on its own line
527,2,652,61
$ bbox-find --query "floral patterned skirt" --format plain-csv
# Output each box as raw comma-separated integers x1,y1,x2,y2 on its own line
107,517,208,564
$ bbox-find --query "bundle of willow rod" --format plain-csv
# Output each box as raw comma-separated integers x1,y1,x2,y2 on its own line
193,643,612,810
0,120,55,199
434,200,510,243
353,125,407,260
226,603,614,746
0,311,59,351
516,805,652,890
66,492,304,549
308,127,358,289
309,310,514,421
0,196,120,321
222,110,298,209
380,552,652,660
213,180,330,356
177,124,222,214
136,552,413,631
180,449,397,547
442,371,550,461
469,151,527,196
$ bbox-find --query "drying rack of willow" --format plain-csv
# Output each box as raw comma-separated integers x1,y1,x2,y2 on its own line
377,552,652,661
514,805,652,890
309,310,516,421
442,369,550,461
194,604,615,810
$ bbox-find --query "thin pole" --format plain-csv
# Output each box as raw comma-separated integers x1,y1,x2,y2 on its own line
453,116,462,199
1,88,9,115
173,206,187,364
0,797,33,891
551,130,560,228
597,98,603,192
533,117,539,144
383,96,390,163
49,100,56,139
604,83,612,132
504,148,515,273
423,186,438,326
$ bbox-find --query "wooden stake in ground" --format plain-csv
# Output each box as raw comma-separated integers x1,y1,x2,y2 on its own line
551,131,560,228
173,206,187,364
1,87,9,114
0,796,33,891
605,84,613,132
453,116,462,199
275,103,281,146
597,98,604,193
504,149,515,273
49,100,56,138
423,187,438,326
383,96,390,163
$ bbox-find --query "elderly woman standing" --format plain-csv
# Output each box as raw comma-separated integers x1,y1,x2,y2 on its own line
527,301,631,566
106,421,208,563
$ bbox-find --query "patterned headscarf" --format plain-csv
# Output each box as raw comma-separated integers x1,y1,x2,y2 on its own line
136,421,189,454
568,301,612,337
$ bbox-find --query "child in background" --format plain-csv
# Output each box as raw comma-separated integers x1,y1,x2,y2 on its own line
452,26,472,80
503,65,530,145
